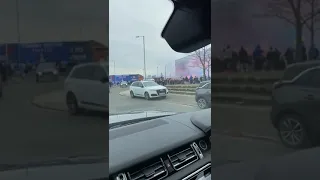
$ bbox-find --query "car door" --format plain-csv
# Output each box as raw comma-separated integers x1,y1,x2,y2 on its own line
66,66,93,105
88,64,108,108
136,82,144,96
77,65,95,106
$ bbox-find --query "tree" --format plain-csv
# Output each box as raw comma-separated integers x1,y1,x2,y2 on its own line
190,46,211,80
304,0,320,48
206,51,211,78
254,0,320,61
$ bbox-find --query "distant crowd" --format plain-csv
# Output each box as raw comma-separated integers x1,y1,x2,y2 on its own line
213,44,319,72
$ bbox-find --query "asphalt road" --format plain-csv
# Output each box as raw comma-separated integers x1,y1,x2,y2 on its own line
109,87,200,114
0,74,107,164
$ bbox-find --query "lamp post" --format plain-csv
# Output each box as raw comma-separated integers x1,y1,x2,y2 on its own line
136,36,146,78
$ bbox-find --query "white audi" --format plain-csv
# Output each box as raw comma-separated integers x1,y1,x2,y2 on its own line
129,80,169,100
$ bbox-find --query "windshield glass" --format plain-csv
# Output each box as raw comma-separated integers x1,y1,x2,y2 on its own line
36,62,56,70
108,0,211,117
142,81,159,87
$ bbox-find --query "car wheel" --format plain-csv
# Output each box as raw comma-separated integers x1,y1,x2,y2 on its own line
66,92,82,115
130,91,135,98
277,114,310,149
144,92,150,100
197,98,208,109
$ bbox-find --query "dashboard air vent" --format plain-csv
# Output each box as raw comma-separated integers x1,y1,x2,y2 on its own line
128,158,168,180
167,143,199,171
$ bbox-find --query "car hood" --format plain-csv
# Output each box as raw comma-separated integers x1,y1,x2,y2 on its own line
145,85,166,90
109,110,178,124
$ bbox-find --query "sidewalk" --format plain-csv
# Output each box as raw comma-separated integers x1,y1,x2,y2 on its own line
31,90,67,111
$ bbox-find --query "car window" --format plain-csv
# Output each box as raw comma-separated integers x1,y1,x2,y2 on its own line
70,65,94,79
199,81,209,88
92,65,107,81
131,82,137,86
142,81,158,87
283,64,320,81
137,82,142,87
294,69,315,86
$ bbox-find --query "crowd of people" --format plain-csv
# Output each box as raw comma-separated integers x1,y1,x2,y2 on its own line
213,44,320,72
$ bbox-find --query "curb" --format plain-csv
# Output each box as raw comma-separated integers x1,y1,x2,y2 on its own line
212,129,279,143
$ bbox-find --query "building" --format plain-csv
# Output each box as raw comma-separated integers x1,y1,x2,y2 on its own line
0,40,108,65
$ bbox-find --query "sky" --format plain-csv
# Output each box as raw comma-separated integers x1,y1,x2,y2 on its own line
109,0,190,77
0,0,108,46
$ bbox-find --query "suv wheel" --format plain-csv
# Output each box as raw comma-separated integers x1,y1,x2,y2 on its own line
130,91,135,98
144,92,150,100
66,92,82,115
197,98,208,109
277,114,310,149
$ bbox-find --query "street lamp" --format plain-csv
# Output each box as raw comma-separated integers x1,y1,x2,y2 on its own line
136,36,146,78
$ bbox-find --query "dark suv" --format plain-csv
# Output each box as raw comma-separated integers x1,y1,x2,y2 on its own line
271,61,320,149
195,81,211,109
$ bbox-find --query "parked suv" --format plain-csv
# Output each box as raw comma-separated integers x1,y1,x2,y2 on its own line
195,81,211,109
271,61,320,149
64,62,108,115
129,80,168,100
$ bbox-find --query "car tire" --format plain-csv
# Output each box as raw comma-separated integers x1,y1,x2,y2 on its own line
66,92,82,115
277,114,310,149
130,91,135,98
197,97,208,109
144,92,150,100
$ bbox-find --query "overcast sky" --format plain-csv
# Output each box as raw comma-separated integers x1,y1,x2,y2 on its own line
109,0,190,77
0,0,108,46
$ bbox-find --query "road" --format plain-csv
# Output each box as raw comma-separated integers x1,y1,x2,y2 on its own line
109,87,200,114
0,75,107,164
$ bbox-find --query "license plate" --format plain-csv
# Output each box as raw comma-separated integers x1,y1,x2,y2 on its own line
159,93,166,96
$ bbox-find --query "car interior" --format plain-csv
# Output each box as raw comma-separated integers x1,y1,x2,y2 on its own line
109,109,211,180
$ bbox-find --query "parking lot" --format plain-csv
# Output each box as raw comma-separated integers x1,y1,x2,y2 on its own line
0,74,107,164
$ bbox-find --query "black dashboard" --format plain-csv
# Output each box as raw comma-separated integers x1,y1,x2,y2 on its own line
109,109,211,180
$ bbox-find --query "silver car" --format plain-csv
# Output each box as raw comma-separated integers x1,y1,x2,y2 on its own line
36,62,59,82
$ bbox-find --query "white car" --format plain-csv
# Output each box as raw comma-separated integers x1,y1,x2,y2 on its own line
129,80,168,100
36,62,59,82
64,62,108,115
120,81,128,88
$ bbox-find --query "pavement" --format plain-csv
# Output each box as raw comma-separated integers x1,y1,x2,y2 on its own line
0,74,106,164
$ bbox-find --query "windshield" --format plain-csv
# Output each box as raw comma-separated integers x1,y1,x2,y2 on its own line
108,0,210,118
142,81,159,87
36,62,56,70
0,0,108,168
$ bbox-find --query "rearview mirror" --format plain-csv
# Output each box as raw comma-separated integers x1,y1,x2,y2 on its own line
161,0,211,53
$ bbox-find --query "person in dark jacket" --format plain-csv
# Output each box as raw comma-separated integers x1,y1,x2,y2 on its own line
0,62,7,84
253,45,264,71
238,46,249,72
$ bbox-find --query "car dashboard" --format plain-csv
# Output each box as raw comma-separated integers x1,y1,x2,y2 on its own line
109,109,211,180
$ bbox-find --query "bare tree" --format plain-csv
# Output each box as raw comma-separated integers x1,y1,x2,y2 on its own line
206,51,211,78
190,46,210,80
253,0,320,61
305,0,320,48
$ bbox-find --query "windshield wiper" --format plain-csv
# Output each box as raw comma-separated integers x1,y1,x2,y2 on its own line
0,155,108,171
